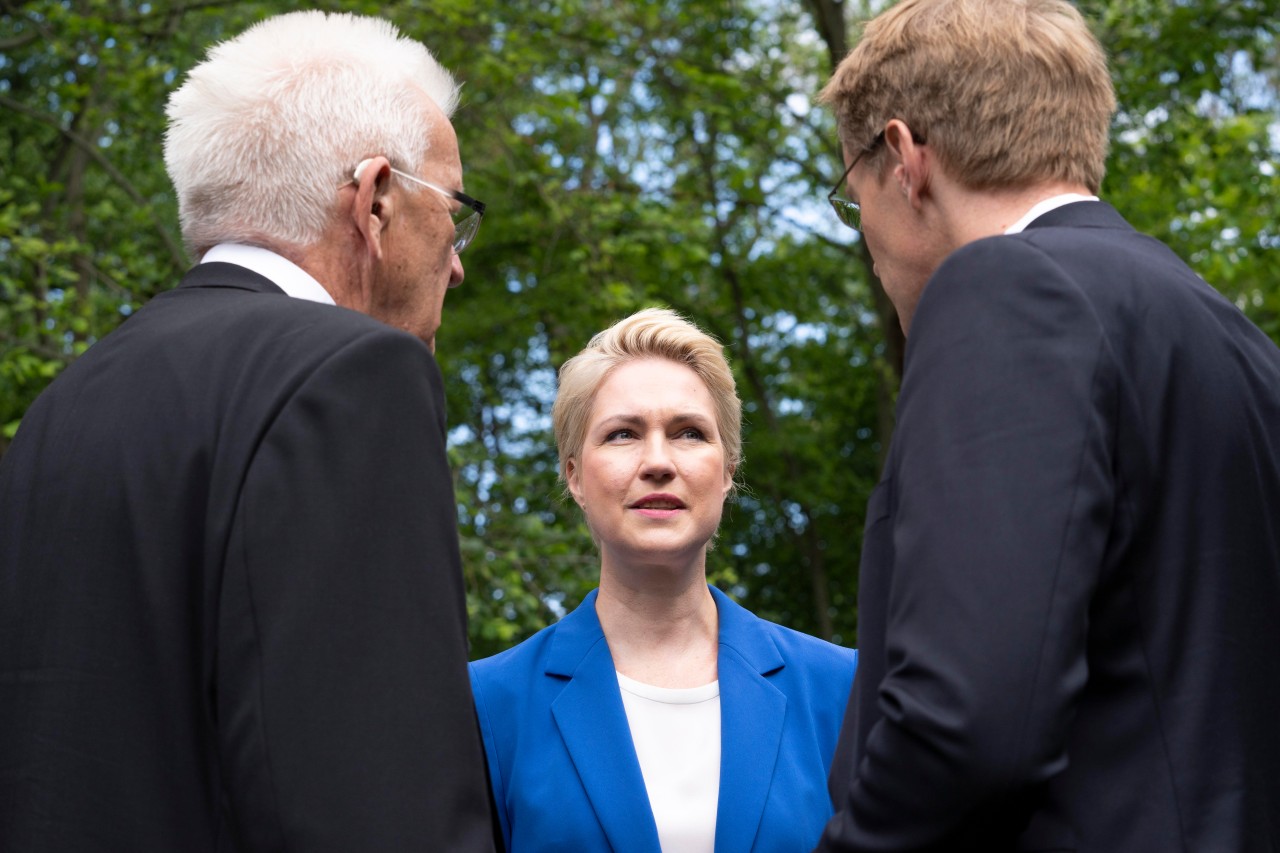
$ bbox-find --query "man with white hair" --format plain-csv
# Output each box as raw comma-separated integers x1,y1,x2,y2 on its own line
0,12,495,851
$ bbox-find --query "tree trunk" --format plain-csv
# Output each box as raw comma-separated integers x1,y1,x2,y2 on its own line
802,0,907,634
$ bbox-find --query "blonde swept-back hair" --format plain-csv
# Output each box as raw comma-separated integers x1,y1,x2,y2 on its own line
553,308,743,493
164,11,460,256
819,0,1116,193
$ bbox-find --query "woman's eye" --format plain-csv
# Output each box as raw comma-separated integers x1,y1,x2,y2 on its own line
605,428,635,442
678,428,706,441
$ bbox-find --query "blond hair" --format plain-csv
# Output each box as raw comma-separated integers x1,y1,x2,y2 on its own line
553,308,743,491
819,0,1115,192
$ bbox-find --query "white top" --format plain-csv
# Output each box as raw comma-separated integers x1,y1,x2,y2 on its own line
1004,193,1099,235
617,672,721,853
201,243,335,305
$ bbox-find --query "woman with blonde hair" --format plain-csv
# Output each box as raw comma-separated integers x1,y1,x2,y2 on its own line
470,307,856,853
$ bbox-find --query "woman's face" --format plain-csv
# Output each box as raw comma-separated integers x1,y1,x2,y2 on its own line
567,357,734,573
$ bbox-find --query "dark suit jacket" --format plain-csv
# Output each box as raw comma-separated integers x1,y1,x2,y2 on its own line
0,263,495,852
470,586,857,853
820,202,1280,852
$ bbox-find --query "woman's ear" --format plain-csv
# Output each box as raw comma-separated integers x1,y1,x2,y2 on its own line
565,458,584,506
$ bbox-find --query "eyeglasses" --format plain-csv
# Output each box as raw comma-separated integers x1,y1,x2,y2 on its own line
827,131,886,232
388,166,486,255
352,160,486,254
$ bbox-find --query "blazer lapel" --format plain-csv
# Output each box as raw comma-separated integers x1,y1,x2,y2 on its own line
711,588,787,853
549,591,662,853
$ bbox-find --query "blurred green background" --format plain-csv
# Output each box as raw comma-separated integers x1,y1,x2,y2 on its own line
2,0,1277,654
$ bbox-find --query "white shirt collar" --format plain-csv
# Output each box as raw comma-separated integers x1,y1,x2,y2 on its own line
200,243,335,305
1004,193,1099,235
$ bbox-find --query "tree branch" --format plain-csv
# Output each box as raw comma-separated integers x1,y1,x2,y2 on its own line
0,29,39,51
0,93,188,269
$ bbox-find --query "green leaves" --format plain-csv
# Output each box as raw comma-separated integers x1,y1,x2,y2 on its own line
416,0,885,646
1098,0,1280,336
3,0,1277,646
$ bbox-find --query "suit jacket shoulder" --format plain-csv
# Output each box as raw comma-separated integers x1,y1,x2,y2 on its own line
470,587,857,853
824,201,1280,852
0,261,494,851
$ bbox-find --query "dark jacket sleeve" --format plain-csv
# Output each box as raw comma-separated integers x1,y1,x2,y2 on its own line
820,238,1116,850
215,327,495,852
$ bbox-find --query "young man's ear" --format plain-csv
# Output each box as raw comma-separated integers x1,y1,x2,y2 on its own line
884,119,929,208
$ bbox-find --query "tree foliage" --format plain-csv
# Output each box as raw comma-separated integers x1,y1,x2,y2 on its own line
2,0,1277,656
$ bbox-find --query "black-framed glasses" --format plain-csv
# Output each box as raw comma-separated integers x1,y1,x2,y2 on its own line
827,131,885,232
386,166,486,255
351,160,486,254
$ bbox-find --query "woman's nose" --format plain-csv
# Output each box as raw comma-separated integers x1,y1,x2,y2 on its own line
639,437,675,478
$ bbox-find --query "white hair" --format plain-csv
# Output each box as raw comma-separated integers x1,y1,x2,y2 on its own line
164,11,460,256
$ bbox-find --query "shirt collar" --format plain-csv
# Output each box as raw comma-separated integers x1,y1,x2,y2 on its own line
200,243,335,305
1004,193,1099,235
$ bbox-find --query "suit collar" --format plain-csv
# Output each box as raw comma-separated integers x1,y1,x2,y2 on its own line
1022,198,1133,232
709,585,784,675
1004,193,1097,234
178,261,288,296
199,244,334,304
547,587,789,853
710,586,787,852
544,587,786,678
545,588,607,677
547,589,662,853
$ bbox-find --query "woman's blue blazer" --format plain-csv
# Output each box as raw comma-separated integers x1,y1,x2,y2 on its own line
469,586,857,853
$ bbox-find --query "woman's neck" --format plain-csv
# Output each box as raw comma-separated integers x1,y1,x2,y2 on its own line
596,566,719,689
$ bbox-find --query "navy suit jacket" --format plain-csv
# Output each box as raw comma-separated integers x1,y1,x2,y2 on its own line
0,263,495,852
820,202,1280,851
471,586,857,852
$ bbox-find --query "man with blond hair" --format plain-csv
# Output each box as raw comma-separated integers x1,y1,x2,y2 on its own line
816,0,1280,850
0,12,495,851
